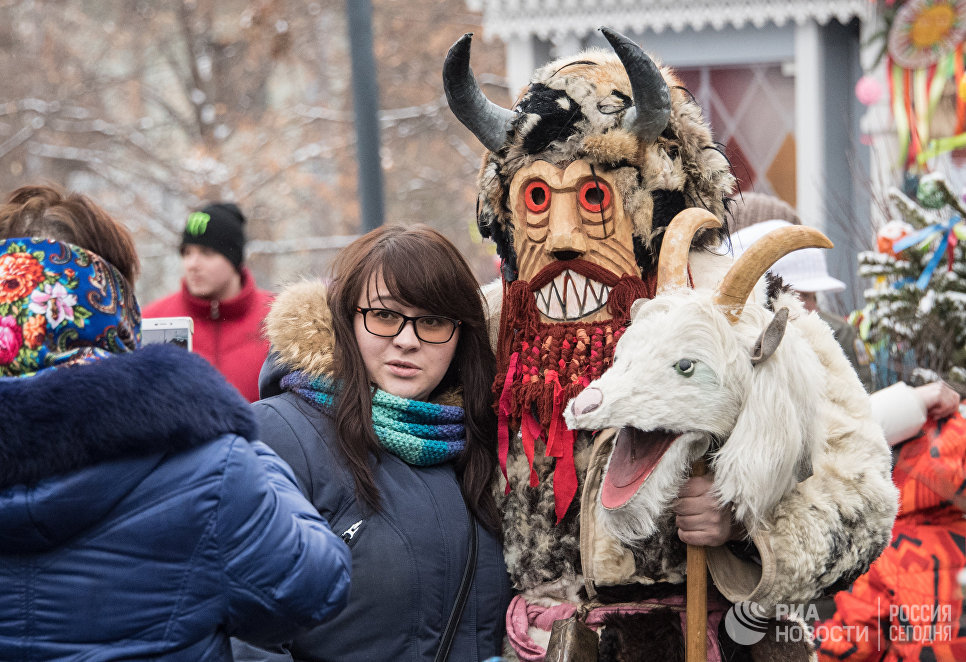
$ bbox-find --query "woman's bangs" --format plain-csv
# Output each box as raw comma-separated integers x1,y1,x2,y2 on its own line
378,244,457,316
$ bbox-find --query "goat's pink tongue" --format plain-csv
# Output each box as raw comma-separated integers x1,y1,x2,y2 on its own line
601,427,677,509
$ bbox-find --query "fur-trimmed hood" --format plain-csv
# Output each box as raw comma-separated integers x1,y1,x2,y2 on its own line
262,280,335,381
0,343,256,552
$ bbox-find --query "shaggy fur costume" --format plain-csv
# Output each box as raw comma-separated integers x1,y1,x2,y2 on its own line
492,264,896,659
569,288,824,542
447,32,897,660
0,343,256,491
569,281,897,610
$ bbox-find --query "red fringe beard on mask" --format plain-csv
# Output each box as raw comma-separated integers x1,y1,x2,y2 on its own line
494,259,657,523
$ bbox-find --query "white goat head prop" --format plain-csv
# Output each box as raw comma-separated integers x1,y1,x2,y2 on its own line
565,209,830,544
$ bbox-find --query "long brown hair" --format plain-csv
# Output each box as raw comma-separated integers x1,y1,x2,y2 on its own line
327,224,500,533
0,184,140,283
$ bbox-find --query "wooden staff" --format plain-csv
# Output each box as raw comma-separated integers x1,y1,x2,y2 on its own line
657,210,833,662
654,209,720,662
686,456,708,662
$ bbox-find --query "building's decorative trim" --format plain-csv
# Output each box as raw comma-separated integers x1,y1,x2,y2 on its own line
473,1,871,41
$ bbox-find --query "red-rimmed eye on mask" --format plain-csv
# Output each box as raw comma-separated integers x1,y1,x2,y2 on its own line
578,180,611,213
525,180,551,213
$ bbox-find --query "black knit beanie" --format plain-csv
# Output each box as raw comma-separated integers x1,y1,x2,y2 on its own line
180,202,246,270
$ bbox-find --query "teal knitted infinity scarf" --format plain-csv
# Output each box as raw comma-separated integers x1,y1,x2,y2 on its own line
282,371,466,466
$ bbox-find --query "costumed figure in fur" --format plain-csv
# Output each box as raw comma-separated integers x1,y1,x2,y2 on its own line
443,28,899,660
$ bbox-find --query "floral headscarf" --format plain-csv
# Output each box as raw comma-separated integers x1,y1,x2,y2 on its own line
0,237,140,377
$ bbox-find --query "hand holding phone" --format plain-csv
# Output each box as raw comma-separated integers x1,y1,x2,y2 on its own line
142,317,194,351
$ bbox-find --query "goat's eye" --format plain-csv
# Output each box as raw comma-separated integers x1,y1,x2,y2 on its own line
674,359,695,377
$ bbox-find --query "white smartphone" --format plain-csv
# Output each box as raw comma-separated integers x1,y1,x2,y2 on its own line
142,316,194,351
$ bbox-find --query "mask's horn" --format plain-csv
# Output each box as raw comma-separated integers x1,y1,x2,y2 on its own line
715,226,833,323
600,27,671,144
656,208,723,295
443,33,519,154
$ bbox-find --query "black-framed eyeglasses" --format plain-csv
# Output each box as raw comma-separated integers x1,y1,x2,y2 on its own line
355,306,461,344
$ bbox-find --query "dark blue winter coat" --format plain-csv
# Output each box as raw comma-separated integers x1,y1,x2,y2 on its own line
0,344,351,661
232,391,513,662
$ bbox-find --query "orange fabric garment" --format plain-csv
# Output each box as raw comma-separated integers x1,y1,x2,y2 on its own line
816,411,966,661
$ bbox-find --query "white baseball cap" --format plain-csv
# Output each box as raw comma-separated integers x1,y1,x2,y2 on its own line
730,219,846,293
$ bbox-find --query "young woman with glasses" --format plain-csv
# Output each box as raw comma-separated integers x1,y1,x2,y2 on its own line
232,224,511,662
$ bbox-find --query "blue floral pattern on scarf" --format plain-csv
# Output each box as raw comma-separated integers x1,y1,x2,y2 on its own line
0,238,140,377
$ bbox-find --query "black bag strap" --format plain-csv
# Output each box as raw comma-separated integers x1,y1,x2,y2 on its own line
434,506,478,662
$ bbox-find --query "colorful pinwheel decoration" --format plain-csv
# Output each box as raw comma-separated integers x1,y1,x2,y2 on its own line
879,0,966,168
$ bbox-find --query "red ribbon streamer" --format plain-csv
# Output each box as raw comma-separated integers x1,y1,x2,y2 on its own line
957,44,965,134
544,370,563,458
546,369,578,523
948,231,957,271
904,68,921,167
521,412,542,487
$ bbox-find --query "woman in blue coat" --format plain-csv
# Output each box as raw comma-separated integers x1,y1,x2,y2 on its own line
233,224,512,661
0,186,351,661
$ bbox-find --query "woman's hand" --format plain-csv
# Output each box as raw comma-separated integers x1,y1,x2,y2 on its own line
673,472,742,547
916,381,961,420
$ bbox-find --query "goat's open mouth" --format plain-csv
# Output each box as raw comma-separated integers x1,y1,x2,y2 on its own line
601,427,679,509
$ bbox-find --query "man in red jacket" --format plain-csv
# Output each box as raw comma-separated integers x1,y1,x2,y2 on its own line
142,202,273,402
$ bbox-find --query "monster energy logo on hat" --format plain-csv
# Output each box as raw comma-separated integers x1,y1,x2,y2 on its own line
185,211,210,236
180,202,247,271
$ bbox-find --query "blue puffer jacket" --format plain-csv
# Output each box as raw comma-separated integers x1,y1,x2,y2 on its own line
0,344,351,661
232,390,513,662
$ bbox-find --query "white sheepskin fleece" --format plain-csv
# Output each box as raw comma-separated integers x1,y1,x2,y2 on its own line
741,291,898,609
566,288,824,541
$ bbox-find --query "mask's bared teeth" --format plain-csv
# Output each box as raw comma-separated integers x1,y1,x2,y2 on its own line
536,277,564,319
562,270,587,319
533,270,610,321
582,277,602,314
547,281,565,319
536,281,553,316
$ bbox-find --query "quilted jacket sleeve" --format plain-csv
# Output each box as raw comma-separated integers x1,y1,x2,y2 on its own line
217,436,351,645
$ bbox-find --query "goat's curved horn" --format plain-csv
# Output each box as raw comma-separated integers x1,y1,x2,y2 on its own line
443,33,518,153
715,226,833,323
656,208,723,294
600,27,671,144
